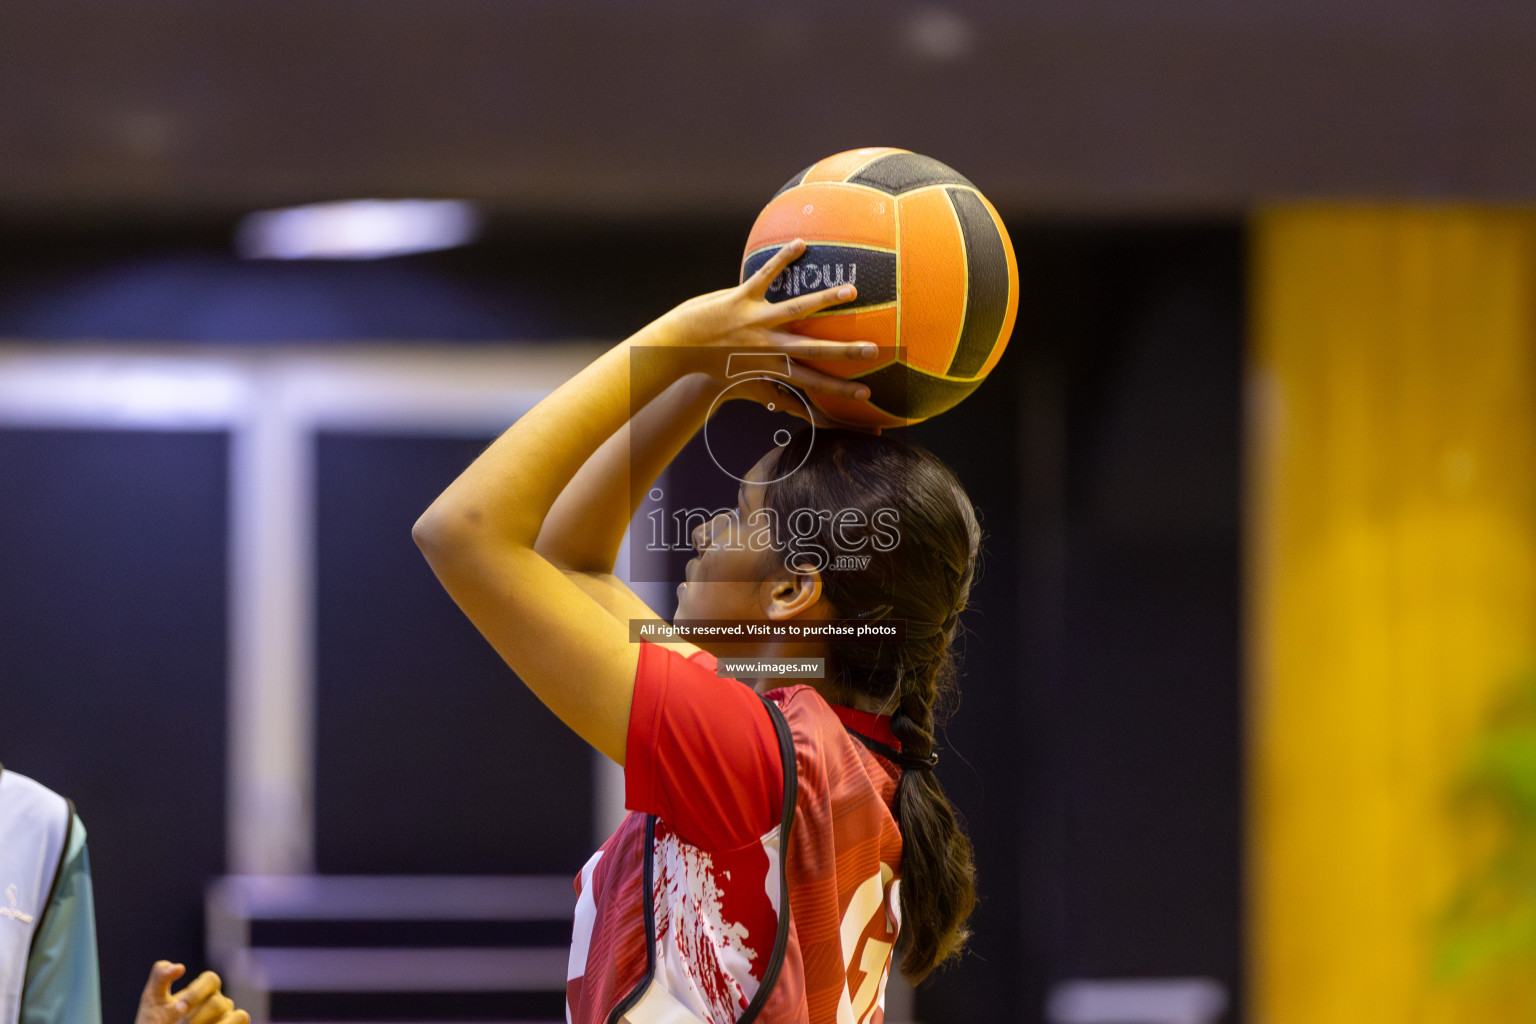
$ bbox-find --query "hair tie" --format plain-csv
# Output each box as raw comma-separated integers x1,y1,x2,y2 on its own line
845,729,939,772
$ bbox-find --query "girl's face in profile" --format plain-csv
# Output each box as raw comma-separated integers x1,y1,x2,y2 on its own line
675,448,785,626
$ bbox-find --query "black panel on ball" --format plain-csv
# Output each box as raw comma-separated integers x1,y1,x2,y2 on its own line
847,152,975,194
855,362,983,421
771,164,815,199
741,243,897,309
945,188,1012,378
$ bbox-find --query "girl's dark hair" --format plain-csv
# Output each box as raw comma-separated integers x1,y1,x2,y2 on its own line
760,428,980,983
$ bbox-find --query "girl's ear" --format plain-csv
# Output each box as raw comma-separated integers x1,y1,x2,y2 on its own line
764,561,824,621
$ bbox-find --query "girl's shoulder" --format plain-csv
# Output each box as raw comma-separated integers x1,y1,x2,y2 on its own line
763,682,837,725
764,685,901,793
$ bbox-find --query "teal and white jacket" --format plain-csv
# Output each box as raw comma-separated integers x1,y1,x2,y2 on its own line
0,767,100,1024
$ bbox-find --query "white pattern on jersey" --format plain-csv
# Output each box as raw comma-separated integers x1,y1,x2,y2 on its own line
644,825,782,1024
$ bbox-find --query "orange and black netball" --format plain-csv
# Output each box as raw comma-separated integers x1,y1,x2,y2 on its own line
741,147,1019,427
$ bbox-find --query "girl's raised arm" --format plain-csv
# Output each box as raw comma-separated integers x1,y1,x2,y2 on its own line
412,240,873,762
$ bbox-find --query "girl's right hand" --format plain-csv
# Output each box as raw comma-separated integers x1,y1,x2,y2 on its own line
716,375,882,434
637,238,880,406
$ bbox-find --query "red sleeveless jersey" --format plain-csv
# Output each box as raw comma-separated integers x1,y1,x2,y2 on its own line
566,654,905,1024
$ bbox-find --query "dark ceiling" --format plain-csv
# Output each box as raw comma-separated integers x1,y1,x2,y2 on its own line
3,0,1535,221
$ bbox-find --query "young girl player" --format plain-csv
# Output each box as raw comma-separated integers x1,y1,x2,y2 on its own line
414,240,979,1024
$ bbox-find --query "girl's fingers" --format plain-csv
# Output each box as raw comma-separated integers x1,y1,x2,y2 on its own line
764,380,880,431
783,367,871,401
740,241,860,322
775,336,879,363
774,382,881,432
742,238,807,295
761,283,858,324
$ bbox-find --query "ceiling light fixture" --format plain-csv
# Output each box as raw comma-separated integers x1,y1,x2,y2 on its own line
236,199,481,260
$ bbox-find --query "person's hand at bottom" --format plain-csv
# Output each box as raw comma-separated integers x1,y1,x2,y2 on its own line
135,961,250,1024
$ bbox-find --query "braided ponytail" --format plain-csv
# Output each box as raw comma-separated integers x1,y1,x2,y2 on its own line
887,625,976,981
761,429,981,982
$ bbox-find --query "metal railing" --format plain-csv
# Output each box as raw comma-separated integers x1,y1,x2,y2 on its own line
207,875,575,1024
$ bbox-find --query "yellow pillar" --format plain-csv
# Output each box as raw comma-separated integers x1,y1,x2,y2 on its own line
1249,207,1536,1023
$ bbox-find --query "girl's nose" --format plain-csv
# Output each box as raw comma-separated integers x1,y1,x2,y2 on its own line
693,511,730,552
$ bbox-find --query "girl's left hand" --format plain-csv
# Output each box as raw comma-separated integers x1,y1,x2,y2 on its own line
639,238,880,405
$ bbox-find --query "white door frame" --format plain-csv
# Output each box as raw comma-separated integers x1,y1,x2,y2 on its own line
0,341,641,873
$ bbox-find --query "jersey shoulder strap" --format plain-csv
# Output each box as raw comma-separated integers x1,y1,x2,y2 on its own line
735,694,798,1023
